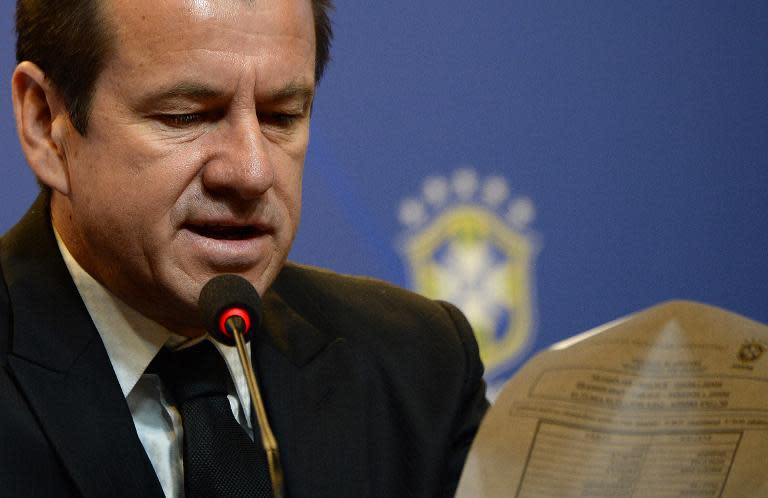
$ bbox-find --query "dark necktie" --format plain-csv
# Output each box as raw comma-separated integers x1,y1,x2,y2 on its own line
151,340,273,498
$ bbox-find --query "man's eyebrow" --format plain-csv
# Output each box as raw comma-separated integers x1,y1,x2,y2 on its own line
267,83,315,109
136,82,225,108
136,82,315,109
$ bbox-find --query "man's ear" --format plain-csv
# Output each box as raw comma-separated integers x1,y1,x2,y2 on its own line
12,61,74,195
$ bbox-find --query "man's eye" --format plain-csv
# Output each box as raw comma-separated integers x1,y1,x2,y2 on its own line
157,113,205,128
261,112,301,129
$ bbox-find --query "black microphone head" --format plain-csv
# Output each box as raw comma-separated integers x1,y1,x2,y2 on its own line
198,274,263,346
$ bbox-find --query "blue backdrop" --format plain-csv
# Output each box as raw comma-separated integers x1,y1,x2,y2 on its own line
2,2,766,393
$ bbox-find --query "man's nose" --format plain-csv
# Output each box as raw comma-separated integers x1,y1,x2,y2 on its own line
201,113,275,201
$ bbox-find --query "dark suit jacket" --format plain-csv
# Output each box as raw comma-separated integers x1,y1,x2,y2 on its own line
0,196,488,498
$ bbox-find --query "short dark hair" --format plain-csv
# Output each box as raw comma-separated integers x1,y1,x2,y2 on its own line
16,0,334,135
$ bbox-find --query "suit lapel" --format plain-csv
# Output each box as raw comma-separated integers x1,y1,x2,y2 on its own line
2,196,369,497
255,287,370,497
2,196,163,498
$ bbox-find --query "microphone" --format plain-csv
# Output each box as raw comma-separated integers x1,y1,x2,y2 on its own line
198,274,284,498
199,274,263,346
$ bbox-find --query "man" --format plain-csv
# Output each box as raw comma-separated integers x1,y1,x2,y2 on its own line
0,0,488,496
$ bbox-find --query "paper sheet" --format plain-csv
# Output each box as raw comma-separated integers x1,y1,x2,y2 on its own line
457,301,768,498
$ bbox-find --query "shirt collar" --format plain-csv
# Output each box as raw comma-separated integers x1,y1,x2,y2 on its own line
53,229,252,416
55,230,171,397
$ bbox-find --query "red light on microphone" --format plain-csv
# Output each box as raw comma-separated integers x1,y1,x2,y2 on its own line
219,307,252,339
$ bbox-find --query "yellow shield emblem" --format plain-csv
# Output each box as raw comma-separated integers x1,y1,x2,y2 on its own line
401,202,536,381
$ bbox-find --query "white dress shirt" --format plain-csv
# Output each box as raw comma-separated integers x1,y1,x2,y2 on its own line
55,231,253,498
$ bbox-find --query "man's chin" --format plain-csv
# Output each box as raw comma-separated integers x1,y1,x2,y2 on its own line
140,258,281,331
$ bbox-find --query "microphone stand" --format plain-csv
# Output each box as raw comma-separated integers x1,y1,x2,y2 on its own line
227,317,285,498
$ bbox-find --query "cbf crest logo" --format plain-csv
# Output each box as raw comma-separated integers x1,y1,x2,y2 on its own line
397,168,539,387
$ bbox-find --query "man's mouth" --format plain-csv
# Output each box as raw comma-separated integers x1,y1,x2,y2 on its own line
185,224,262,241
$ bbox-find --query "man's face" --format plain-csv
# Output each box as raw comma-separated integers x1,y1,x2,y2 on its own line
52,0,316,334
